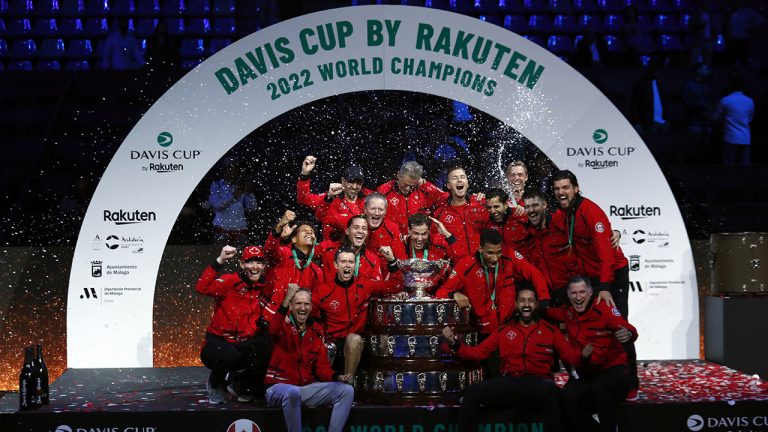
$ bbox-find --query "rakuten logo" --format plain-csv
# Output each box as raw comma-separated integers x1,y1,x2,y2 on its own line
103,210,157,225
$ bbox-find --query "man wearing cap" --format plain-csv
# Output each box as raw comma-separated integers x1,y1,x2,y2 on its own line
297,155,368,241
196,245,272,403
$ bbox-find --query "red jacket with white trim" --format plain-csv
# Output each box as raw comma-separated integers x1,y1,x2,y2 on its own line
313,274,403,340
432,197,488,258
196,262,270,341
265,305,337,386
550,196,628,285
376,179,448,236
547,300,638,375
454,319,582,378
435,252,550,334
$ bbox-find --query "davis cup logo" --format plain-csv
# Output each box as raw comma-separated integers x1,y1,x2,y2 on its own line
157,131,173,147
54,426,73,432
687,414,704,431
227,419,262,432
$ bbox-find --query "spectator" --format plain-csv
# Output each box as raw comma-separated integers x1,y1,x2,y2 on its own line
145,20,179,70
620,6,653,65
208,158,258,245
630,57,669,133
712,72,754,166
726,0,764,66
688,0,715,66
682,62,713,161
101,18,145,70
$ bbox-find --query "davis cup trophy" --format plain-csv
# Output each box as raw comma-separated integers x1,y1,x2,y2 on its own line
359,258,483,405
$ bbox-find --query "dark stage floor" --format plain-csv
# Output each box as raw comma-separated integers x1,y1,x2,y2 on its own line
2,361,767,432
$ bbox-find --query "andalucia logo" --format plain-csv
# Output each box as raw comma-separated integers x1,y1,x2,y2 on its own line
157,131,173,147
592,129,608,144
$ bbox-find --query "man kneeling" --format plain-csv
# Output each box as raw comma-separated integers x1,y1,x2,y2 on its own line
265,283,354,432
443,286,591,432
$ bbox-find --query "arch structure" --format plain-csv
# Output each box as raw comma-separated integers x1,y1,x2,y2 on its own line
68,5,698,367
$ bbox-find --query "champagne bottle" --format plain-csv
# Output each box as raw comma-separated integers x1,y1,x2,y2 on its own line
19,346,33,411
28,346,41,408
36,344,49,405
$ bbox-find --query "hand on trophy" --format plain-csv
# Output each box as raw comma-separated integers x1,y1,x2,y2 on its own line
453,292,470,308
442,326,456,345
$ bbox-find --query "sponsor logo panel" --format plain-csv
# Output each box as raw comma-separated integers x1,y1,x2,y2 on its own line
566,129,636,170
130,131,202,174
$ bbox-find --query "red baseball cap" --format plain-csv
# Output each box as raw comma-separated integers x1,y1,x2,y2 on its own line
241,245,265,262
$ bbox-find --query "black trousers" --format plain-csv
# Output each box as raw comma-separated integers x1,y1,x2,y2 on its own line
589,266,638,388
477,332,502,379
562,365,631,432
200,332,271,394
459,375,562,432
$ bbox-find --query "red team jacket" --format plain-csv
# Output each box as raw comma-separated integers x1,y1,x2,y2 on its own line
366,219,407,275
317,239,383,282
263,232,325,302
454,319,582,378
432,197,488,258
196,262,270,341
265,305,337,386
547,300,638,375
524,219,579,290
376,179,448,235
485,209,530,253
296,176,370,241
550,196,628,286
312,274,403,340
435,253,550,334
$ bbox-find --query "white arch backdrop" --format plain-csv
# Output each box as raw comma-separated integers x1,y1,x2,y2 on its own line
67,5,698,367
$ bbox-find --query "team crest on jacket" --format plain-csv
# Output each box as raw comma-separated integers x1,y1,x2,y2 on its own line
567,310,574,319
506,330,517,340
444,214,455,223
476,269,484,277
239,287,248,295
330,300,340,310
390,197,400,206
595,222,605,233
611,307,621,317
514,251,524,259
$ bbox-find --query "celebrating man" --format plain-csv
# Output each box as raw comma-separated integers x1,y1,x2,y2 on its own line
265,284,354,432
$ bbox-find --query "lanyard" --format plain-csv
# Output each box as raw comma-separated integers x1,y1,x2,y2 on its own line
292,245,315,270
566,212,575,253
354,252,361,278
411,244,428,260
479,255,499,308
288,313,306,337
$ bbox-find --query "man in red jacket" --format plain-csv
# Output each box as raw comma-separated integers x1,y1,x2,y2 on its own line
435,229,550,377
265,284,354,432
432,166,487,258
484,188,529,253
381,213,462,273
297,155,368,241
363,193,407,276
376,160,447,235
263,211,325,302
549,277,638,432
317,215,383,283
313,246,404,378
550,170,637,395
196,245,272,404
443,286,589,432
